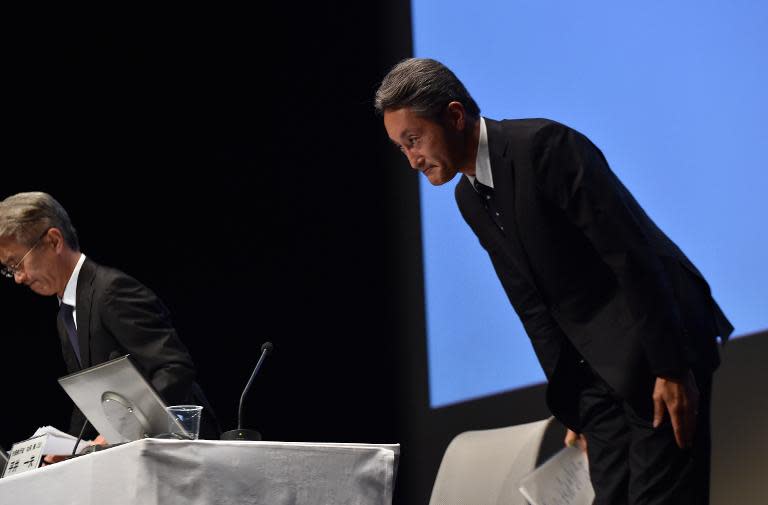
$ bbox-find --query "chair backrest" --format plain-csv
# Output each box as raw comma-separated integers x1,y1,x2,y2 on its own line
428,417,554,505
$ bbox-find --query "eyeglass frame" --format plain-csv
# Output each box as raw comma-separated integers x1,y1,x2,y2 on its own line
0,228,52,279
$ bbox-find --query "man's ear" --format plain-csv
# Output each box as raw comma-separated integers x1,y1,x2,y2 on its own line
445,101,468,131
47,228,66,253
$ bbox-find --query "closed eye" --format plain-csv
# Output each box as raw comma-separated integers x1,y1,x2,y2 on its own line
389,140,406,153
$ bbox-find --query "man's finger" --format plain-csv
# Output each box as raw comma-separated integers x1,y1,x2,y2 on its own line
564,429,579,448
42,454,68,465
669,403,687,449
575,434,588,453
652,395,666,428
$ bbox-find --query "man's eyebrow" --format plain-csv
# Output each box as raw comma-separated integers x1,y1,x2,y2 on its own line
394,129,419,142
388,128,419,147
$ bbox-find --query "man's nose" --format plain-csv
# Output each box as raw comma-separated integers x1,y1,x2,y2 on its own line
14,270,26,285
405,149,423,170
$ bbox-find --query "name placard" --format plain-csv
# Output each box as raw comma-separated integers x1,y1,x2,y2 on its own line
2,434,48,478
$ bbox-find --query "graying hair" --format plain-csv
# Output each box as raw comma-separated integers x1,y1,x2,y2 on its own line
374,58,480,121
0,192,80,250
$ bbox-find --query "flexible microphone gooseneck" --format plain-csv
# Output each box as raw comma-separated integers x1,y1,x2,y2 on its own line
71,419,90,457
221,341,273,441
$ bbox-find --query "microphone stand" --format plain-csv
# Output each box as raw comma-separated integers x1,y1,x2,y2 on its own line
221,342,273,441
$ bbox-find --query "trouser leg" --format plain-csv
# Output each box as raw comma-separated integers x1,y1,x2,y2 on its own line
578,377,631,505
577,368,713,505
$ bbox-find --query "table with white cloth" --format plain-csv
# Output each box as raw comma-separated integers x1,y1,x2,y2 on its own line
0,438,399,505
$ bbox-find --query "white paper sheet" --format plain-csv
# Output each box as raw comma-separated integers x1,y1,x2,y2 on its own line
31,426,90,455
518,446,595,505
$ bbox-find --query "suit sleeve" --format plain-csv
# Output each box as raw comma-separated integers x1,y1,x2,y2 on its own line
531,122,687,377
487,247,569,379
456,185,567,379
100,274,196,404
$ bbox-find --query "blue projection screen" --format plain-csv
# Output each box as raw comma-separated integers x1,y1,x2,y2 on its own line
412,1,768,408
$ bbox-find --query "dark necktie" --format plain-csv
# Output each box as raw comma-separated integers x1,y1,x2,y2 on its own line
59,303,82,366
473,179,505,233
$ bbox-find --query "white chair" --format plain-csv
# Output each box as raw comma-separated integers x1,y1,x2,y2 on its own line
428,417,555,505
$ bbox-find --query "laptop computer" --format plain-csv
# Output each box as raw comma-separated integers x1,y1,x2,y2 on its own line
58,355,188,443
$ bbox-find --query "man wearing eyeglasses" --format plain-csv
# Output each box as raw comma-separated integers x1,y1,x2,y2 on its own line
0,191,218,449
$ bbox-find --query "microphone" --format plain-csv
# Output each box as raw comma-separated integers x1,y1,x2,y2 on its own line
1,446,9,475
221,342,273,441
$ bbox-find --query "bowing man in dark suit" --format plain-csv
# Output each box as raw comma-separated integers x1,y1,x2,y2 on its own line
0,191,219,448
375,58,732,505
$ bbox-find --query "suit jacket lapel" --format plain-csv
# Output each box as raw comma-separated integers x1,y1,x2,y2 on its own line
75,258,96,368
484,119,538,288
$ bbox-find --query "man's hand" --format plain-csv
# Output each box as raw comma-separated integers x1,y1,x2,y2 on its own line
42,434,109,465
564,429,587,452
652,370,699,449
42,454,69,465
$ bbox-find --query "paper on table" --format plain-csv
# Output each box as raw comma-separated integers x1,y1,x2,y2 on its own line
518,445,595,505
31,426,91,455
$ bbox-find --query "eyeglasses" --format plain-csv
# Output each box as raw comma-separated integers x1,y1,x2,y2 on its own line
0,228,50,279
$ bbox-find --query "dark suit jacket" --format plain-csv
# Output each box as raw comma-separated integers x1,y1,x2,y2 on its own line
455,118,733,429
57,257,219,439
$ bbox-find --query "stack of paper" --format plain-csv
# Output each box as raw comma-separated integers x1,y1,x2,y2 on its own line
30,426,89,455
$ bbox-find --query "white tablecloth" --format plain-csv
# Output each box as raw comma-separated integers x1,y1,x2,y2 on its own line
0,439,398,505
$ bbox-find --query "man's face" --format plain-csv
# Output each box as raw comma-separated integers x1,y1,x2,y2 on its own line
384,106,466,186
0,233,60,296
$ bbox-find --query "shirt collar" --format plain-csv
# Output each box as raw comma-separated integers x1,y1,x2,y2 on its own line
60,253,86,307
466,117,493,191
